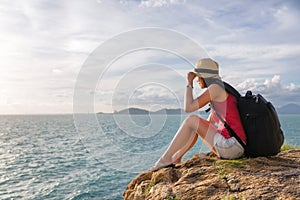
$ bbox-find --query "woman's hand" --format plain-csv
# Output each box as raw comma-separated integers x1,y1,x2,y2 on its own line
187,72,197,85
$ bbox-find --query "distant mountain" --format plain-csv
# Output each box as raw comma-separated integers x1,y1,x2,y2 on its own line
100,104,300,115
114,108,149,115
153,108,184,115
112,108,191,115
100,107,209,115
278,103,300,114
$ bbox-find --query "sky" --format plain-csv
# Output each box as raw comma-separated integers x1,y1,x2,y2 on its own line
1,0,300,114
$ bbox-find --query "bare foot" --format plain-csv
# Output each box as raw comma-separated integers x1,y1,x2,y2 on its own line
172,158,181,165
149,159,174,172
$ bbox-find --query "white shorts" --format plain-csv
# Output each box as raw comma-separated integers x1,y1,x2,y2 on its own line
213,133,244,159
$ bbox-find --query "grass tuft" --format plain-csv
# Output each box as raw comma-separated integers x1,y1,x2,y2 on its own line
145,183,155,195
218,159,245,168
281,143,299,151
214,159,244,179
166,196,178,200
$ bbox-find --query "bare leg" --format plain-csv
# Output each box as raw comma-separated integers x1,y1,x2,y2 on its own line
194,115,219,155
150,115,218,171
172,133,198,164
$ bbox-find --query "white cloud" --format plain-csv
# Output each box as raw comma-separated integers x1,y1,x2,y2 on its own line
236,78,258,92
264,75,281,88
272,5,299,31
286,83,300,92
95,63,185,112
236,75,300,107
207,43,300,86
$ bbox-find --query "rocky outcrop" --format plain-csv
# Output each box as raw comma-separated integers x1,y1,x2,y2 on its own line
123,150,300,200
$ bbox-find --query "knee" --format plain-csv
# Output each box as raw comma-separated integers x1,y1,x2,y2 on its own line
183,114,200,126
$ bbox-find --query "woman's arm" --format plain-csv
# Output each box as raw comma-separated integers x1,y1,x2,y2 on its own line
184,72,224,113
184,87,211,113
184,72,211,113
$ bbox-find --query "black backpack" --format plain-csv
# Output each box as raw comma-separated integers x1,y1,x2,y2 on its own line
211,81,284,158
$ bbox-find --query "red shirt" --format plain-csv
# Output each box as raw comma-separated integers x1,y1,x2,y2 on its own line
211,94,247,143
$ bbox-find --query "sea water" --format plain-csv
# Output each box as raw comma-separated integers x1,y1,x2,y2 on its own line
0,114,299,200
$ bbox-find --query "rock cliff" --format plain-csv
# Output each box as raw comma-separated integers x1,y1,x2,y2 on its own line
123,150,300,200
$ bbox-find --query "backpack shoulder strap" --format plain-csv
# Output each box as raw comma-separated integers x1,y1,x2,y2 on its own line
223,82,241,98
210,101,247,150
211,81,246,149
213,80,241,98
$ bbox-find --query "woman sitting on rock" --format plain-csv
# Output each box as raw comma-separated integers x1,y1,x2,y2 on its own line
150,58,246,172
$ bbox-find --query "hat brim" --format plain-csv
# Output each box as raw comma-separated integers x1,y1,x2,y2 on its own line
193,71,221,79
193,72,203,78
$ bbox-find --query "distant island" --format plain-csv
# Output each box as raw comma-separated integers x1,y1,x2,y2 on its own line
97,103,300,115
113,108,186,115
97,107,208,115
277,103,300,114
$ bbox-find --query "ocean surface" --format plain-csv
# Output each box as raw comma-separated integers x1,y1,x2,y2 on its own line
0,114,299,200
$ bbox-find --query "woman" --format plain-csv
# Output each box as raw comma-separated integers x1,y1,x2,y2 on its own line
150,58,246,172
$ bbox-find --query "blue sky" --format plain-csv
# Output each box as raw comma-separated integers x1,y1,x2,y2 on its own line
1,0,300,114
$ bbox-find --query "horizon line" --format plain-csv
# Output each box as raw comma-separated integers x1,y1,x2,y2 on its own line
0,103,299,115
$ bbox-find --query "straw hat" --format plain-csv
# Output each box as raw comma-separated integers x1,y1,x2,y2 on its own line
194,58,221,79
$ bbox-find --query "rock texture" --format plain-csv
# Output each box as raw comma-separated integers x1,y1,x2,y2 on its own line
123,150,300,200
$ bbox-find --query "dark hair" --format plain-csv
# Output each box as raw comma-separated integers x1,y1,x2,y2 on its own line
203,77,223,88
